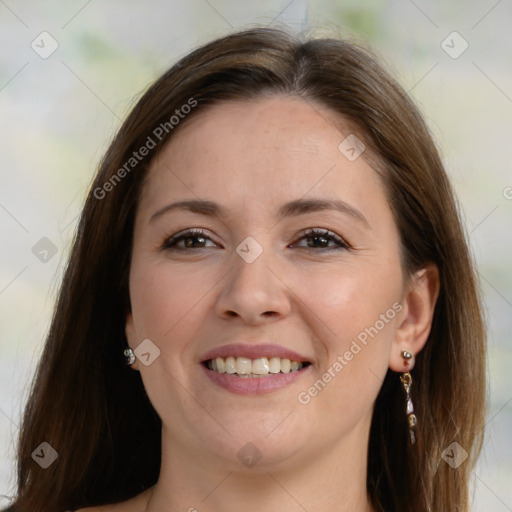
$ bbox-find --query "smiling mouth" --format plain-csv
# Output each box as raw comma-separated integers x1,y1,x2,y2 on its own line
203,356,311,377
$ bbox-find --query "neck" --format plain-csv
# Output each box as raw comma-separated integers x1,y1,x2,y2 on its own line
145,421,374,512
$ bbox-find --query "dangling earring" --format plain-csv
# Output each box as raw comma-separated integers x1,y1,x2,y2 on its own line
124,347,135,365
399,349,417,445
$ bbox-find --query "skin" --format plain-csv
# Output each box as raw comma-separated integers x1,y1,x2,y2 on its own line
80,96,439,512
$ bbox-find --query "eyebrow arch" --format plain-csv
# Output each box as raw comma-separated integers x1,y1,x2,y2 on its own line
277,198,370,228
149,198,370,228
150,199,221,223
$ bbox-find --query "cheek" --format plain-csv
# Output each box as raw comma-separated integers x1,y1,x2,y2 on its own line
129,258,213,345
291,258,403,412
128,260,221,428
293,259,402,343
296,282,397,427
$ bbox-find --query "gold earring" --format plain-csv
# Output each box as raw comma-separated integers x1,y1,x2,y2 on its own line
399,350,417,445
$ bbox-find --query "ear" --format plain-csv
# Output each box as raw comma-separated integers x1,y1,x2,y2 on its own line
125,312,140,371
389,263,440,372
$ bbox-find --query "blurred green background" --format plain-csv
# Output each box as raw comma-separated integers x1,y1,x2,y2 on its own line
1,1,511,510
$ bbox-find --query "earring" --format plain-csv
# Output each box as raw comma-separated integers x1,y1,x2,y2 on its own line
124,347,135,366
399,350,417,445
401,349,413,368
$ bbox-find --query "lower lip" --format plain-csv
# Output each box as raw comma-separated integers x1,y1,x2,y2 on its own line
200,364,311,395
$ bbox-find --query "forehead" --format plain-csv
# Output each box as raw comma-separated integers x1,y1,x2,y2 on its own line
139,96,388,223
154,95,351,168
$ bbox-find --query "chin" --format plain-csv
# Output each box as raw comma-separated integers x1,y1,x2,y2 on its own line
195,412,312,468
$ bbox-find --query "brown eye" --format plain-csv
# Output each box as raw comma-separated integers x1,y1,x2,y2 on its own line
292,228,349,250
162,229,217,250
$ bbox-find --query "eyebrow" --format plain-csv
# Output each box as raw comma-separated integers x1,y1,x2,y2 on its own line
149,198,370,228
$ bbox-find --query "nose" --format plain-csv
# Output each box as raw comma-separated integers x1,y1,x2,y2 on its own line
214,245,292,325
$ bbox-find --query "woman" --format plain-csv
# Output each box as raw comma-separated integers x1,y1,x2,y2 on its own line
5,28,486,512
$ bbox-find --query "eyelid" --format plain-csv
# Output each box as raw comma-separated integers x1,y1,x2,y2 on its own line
161,227,350,251
292,227,350,250
161,228,219,250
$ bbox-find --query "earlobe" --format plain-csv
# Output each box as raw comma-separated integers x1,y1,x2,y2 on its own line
400,349,415,371
389,263,440,372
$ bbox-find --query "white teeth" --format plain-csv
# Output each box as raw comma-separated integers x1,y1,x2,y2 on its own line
236,357,252,375
269,357,281,373
206,356,307,376
252,357,270,375
280,358,291,373
225,356,236,374
215,357,225,373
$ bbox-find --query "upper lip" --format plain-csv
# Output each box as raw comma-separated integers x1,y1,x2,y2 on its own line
200,343,311,363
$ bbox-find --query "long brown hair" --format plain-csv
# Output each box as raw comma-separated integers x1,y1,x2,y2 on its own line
6,27,486,512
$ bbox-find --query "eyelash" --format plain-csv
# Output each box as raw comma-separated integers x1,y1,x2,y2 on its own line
161,228,350,252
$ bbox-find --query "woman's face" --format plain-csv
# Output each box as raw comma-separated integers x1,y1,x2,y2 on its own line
126,96,408,471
